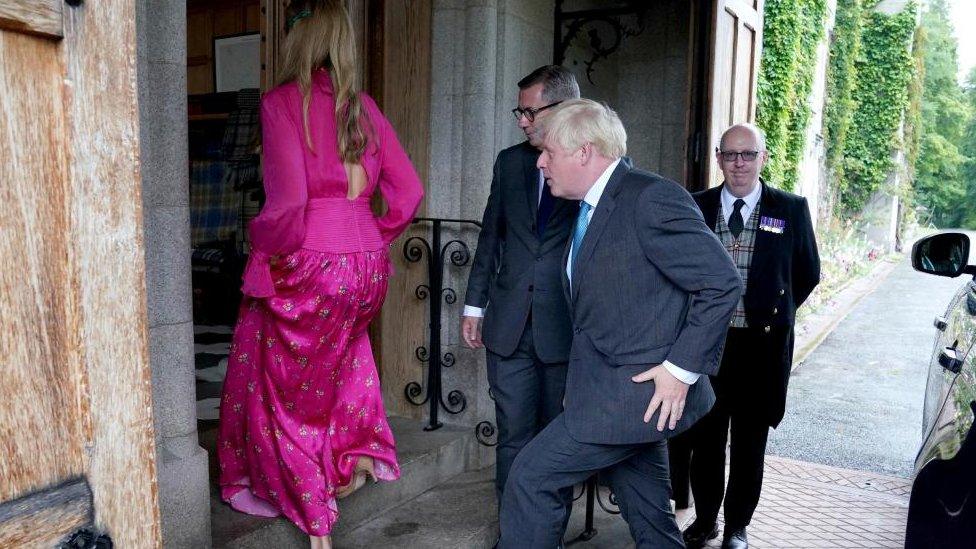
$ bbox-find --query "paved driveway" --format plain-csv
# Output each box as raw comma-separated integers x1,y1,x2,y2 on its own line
767,251,966,477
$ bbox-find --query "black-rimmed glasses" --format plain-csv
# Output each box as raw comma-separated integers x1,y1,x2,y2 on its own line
512,101,563,122
717,150,761,162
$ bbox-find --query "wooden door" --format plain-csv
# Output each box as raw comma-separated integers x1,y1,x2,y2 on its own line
705,0,764,187
362,0,432,417
0,1,160,547
260,0,432,416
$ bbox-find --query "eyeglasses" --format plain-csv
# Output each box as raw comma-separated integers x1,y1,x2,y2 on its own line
512,101,563,122
718,150,761,162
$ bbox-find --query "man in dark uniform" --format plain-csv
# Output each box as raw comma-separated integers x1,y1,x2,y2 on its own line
677,123,821,549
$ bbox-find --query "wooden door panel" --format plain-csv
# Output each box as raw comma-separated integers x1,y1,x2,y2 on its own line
0,1,62,39
706,0,763,187
0,22,86,507
0,1,160,546
0,480,92,547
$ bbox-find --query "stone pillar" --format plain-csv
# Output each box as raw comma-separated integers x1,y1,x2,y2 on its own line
429,0,553,456
136,1,212,547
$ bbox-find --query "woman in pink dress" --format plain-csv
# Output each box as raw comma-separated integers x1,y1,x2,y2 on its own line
216,1,423,547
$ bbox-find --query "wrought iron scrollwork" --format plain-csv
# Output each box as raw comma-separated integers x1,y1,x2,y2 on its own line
404,381,427,406
570,475,621,543
442,390,467,414
475,420,498,447
554,0,649,84
402,217,481,431
597,485,621,515
403,236,430,264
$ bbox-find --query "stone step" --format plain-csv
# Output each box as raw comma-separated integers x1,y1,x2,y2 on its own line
208,416,487,548
333,468,499,548
332,467,661,549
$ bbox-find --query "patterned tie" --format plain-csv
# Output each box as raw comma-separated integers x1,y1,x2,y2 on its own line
729,198,746,239
570,201,593,281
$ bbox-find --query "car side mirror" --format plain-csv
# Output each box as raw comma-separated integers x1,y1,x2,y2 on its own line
912,232,972,278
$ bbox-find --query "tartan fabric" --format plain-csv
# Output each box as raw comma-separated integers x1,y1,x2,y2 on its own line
716,205,760,328
190,159,238,246
190,89,263,251
191,247,226,265
221,88,262,191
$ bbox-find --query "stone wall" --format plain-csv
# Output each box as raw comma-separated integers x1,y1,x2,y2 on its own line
426,0,554,439
563,0,692,184
136,1,211,547
797,0,837,231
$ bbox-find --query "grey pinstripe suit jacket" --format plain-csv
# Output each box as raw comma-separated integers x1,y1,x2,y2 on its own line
561,162,741,444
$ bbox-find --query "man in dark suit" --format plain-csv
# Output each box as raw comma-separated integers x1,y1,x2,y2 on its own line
462,66,581,503
498,99,741,548
676,123,820,549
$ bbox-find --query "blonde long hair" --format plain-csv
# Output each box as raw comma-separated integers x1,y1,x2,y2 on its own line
277,0,369,163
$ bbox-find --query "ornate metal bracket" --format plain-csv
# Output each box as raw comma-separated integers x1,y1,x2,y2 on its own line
553,0,649,84
61,529,112,548
403,217,481,431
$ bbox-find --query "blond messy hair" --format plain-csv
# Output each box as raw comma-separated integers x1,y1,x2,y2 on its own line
540,99,627,158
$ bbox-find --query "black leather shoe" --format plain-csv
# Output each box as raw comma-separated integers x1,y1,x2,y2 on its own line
721,527,748,549
682,520,719,549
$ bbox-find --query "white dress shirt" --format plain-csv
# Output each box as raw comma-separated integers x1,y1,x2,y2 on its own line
721,181,762,228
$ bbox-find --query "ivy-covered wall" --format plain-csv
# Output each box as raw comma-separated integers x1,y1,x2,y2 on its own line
839,3,917,213
822,0,864,207
755,0,827,192
757,0,918,218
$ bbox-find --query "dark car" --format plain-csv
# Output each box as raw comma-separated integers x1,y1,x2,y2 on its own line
905,232,976,548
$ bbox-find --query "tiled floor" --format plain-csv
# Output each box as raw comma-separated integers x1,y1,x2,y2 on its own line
696,455,911,548
194,324,233,425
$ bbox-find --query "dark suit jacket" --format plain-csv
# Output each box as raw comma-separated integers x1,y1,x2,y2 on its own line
693,181,821,426
464,141,578,363
562,162,741,445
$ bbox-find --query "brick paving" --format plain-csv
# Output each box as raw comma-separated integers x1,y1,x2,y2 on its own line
694,455,910,548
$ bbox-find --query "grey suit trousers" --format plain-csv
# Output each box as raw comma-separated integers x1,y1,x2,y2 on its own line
487,316,568,500
499,415,684,548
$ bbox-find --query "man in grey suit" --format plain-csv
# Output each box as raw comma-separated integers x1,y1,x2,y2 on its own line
462,66,581,502
498,99,741,548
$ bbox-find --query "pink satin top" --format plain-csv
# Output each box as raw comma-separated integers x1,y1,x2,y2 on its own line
241,71,424,297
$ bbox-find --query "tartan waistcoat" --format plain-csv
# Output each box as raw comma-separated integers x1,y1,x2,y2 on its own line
715,205,760,328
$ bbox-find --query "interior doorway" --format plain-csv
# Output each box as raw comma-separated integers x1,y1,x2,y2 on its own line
553,0,762,192
184,0,434,443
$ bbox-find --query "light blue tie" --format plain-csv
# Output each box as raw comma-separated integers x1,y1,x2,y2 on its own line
570,201,593,282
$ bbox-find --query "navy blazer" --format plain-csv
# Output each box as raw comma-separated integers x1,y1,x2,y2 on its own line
464,141,578,362
561,162,741,444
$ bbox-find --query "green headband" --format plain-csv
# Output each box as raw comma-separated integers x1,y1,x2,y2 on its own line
286,9,311,30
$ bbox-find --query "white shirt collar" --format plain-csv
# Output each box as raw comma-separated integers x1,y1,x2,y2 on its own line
581,158,622,210
721,180,762,221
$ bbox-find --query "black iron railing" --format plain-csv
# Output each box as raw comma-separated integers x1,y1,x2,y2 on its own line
570,476,621,542
402,219,615,537
402,217,482,431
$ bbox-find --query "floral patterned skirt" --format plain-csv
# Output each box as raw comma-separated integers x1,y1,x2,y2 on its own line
217,248,400,536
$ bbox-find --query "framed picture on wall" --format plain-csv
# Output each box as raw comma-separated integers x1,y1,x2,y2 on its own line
214,33,261,92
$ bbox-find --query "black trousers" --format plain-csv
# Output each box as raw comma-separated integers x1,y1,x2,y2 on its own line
670,327,771,530
487,315,568,502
